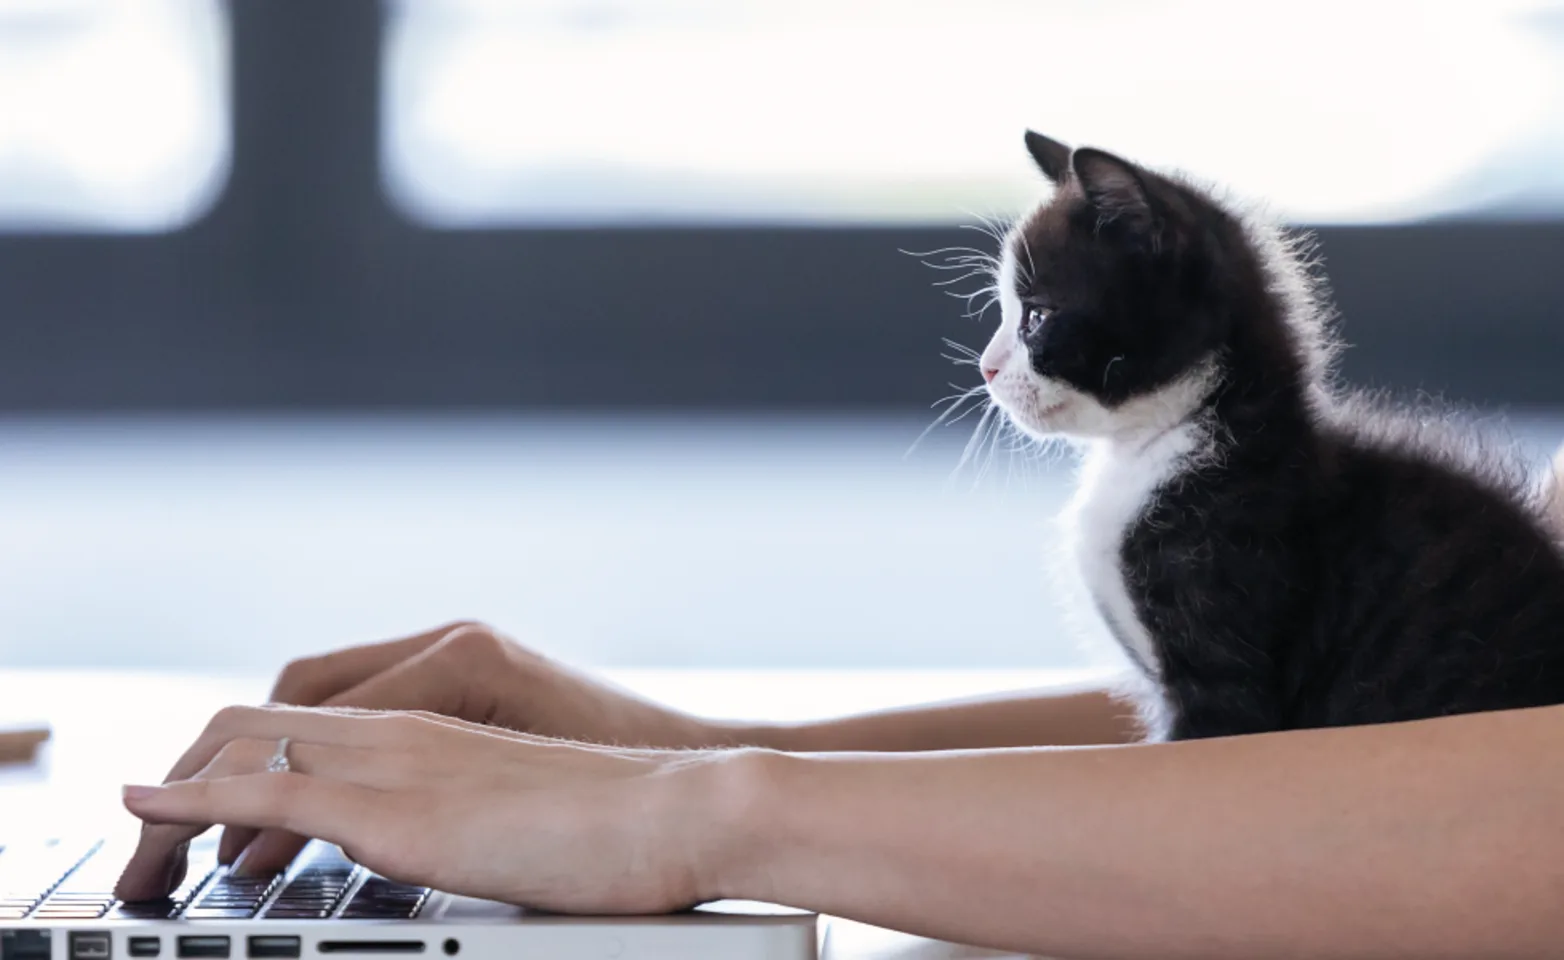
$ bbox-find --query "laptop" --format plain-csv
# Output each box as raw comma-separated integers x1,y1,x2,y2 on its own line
0,833,817,960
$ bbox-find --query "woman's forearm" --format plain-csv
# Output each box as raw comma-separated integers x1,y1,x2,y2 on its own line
704,705,1564,960
713,682,1143,752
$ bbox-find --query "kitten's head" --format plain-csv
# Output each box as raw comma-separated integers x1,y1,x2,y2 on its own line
979,132,1322,442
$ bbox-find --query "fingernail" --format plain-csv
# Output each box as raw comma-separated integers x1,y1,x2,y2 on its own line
122,784,163,801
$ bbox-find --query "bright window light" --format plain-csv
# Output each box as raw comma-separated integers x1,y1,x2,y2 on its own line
0,0,229,233
382,0,1559,226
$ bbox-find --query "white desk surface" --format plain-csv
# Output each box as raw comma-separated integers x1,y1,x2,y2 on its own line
0,668,1098,960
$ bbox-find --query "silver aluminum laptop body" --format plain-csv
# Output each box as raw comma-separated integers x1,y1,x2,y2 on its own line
0,835,817,960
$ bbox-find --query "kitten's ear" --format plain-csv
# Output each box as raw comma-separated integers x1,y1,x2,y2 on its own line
1024,130,1072,184
1070,148,1153,229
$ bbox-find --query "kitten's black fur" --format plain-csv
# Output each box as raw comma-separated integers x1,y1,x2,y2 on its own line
1015,132,1564,740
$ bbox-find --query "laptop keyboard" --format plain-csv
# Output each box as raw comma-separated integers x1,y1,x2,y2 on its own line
1,840,100,921
261,852,360,921
0,839,430,922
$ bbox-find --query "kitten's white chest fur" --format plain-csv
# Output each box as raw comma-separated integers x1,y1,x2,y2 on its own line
1061,423,1208,702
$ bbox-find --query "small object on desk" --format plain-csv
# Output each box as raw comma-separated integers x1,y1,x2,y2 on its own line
0,721,51,765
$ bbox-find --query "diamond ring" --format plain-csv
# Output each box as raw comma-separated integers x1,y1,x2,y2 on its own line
266,736,292,774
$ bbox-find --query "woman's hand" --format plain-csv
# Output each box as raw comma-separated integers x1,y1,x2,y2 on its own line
215,621,728,872
112,705,751,913
264,621,717,747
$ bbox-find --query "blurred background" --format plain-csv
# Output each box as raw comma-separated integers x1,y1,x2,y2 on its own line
1,0,1563,675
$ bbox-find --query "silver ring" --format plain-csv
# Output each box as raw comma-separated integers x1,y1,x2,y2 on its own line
266,737,292,774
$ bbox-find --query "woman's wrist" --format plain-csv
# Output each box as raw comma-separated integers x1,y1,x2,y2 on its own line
661,746,789,903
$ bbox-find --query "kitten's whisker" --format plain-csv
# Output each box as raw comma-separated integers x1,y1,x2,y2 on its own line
898,247,1001,280
958,209,1016,246
940,339,983,368
932,270,993,288
899,245,998,260
954,403,998,480
958,290,1001,321
906,385,991,459
951,280,997,302
958,222,1007,246
929,382,985,407
959,400,1005,490
938,389,992,430
946,283,998,301
945,399,989,428
1004,419,1019,492
910,255,999,271
978,405,1005,487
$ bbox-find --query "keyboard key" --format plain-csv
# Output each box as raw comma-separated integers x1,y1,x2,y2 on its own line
107,845,220,920
107,901,181,920
32,906,109,919
166,846,221,902
183,907,259,919
0,839,97,902
52,838,131,897
257,847,360,920
38,904,112,917
259,907,330,919
338,877,429,919
183,865,282,918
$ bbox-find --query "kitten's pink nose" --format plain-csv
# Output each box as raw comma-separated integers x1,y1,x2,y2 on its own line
982,366,1000,383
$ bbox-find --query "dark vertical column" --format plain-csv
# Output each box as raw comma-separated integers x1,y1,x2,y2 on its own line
202,0,390,343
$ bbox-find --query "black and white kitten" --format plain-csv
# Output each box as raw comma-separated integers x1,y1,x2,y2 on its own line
980,131,1564,741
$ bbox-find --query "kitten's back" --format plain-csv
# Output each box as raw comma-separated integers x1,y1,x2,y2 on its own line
1292,407,1564,727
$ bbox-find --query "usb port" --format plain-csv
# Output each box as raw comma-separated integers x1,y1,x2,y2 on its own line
70,932,112,960
177,937,231,959
246,938,300,959
2,931,53,960
128,939,161,958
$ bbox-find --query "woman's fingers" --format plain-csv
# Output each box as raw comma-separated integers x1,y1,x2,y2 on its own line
319,629,496,715
125,774,401,864
117,825,205,901
119,713,447,898
207,705,422,864
160,705,417,790
219,624,487,868
221,624,480,862
268,621,480,706
229,829,312,879
207,738,425,791
233,630,506,864
217,825,261,867
221,706,558,871
217,702,484,869
118,708,707,915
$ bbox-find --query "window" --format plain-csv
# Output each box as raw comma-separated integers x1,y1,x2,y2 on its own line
383,0,1561,226
0,0,228,232
2,3,1562,676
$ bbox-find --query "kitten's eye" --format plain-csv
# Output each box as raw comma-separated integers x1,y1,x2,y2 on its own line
1022,305,1049,338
